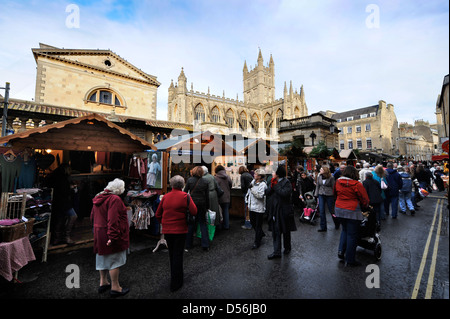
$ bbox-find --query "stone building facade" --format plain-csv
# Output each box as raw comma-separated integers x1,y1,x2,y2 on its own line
435,74,449,143
397,120,439,161
326,100,399,156
33,43,160,120
167,50,308,140
1,44,191,144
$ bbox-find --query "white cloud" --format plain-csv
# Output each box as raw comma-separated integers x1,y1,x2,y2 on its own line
0,0,448,126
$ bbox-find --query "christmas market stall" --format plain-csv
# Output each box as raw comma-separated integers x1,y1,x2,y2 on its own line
0,113,157,267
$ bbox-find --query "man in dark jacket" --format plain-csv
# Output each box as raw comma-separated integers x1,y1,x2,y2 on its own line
384,162,403,219
265,166,297,259
363,172,383,228
239,166,254,229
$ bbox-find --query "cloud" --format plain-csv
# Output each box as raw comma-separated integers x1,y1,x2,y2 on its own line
0,0,448,125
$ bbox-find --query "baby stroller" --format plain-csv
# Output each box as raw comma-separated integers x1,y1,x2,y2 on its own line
299,192,318,225
358,206,382,261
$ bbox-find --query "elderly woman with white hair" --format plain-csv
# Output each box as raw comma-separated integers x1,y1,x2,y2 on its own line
91,178,130,297
156,175,198,292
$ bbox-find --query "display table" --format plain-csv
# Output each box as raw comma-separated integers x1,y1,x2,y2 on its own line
0,236,36,281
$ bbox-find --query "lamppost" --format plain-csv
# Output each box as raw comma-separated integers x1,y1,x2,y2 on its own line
323,123,336,147
310,131,317,146
1,82,11,137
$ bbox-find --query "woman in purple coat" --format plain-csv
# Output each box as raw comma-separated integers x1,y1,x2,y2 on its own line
91,178,130,297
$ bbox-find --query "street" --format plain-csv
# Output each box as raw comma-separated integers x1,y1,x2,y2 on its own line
1,192,448,302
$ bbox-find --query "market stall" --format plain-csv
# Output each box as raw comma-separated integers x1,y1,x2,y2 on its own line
154,130,236,182
0,113,157,259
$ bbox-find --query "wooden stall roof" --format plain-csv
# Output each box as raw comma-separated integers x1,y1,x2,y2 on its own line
0,113,156,153
155,130,236,155
339,149,357,160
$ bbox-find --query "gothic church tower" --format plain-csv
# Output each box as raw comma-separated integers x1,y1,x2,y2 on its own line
243,49,275,105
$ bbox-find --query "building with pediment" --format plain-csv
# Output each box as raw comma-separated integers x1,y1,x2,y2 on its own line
167,49,308,140
33,43,160,120
1,44,191,143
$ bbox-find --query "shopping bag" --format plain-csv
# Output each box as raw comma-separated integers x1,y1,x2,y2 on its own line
196,213,216,241
207,209,216,226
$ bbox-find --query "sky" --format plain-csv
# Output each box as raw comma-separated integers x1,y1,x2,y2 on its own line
0,0,448,125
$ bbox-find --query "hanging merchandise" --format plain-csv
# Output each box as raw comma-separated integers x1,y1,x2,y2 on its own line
131,201,154,230
0,150,23,193
18,155,36,189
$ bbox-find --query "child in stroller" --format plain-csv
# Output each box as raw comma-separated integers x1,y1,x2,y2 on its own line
299,191,318,224
358,206,382,260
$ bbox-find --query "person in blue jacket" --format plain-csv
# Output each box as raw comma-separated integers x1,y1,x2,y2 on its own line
384,162,403,219
398,166,415,216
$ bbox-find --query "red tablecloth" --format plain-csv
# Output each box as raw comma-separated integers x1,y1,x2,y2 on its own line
0,237,36,281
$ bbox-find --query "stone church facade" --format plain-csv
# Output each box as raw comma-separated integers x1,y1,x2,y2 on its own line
167,50,308,140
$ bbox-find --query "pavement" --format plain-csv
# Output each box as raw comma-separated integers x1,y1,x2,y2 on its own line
1,192,448,312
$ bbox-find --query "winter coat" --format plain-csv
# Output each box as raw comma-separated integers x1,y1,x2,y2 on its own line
296,175,315,197
90,191,130,256
214,170,232,204
399,172,413,192
240,171,253,195
385,168,403,197
202,173,221,224
265,178,297,233
334,177,370,217
245,180,267,213
155,189,198,234
363,174,383,204
314,174,335,197
184,176,209,221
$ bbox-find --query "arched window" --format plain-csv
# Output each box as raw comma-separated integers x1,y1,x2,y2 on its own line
294,106,300,118
194,104,205,122
225,109,234,128
173,104,178,120
276,109,283,129
211,107,220,123
87,88,123,107
264,113,272,135
252,113,259,131
239,111,248,130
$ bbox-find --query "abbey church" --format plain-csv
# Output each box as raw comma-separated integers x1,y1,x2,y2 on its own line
167,50,308,140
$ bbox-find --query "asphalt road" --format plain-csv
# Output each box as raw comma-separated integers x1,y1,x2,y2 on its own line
1,192,448,307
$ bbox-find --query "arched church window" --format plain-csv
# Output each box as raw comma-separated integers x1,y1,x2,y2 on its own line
226,109,234,128
211,107,220,123
252,113,259,131
264,113,271,135
194,104,205,122
87,88,123,107
294,106,300,118
173,105,178,120
276,109,283,129
239,111,248,130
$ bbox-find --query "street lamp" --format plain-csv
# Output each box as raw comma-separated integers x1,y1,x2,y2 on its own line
310,131,317,146
1,82,11,137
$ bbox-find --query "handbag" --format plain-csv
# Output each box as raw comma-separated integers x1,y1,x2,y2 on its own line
186,194,195,225
380,179,388,190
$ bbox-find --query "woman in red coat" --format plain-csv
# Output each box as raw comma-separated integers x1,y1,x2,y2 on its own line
156,175,197,292
334,166,370,267
91,178,130,297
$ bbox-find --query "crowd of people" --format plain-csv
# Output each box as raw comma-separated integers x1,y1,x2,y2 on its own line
89,158,448,296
